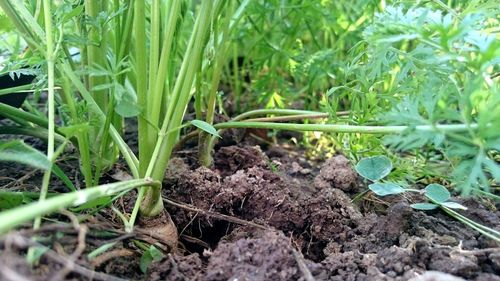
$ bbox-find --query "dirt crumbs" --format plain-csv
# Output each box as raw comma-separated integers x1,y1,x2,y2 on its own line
157,145,499,281
204,231,306,280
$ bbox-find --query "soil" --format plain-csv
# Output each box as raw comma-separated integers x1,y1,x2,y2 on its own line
0,138,499,280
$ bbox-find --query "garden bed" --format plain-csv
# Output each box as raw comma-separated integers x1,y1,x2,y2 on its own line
0,139,498,281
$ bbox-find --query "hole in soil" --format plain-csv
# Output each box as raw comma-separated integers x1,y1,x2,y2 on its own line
179,221,233,254
302,237,328,262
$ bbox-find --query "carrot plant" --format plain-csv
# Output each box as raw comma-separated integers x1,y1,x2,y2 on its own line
0,0,498,250
0,0,248,242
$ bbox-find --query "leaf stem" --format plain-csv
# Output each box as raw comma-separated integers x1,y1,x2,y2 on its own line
214,122,479,134
33,0,56,230
0,178,158,234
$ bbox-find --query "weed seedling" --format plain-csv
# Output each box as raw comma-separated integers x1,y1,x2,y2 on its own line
355,156,500,242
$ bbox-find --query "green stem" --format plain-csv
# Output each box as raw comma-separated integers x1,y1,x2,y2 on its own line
0,85,32,96
229,109,326,121
439,205,500,242
214,122,479,134
60,76,93,188
173,109,335,152
93,91,116,186
0,102,49,128
59,62,139,178
85,0,108,110
0,126,65,143
0,178,158,234
134,0,150,178
244,113,330,122
34,0,56,231
199,1,235,167
128,1,217,224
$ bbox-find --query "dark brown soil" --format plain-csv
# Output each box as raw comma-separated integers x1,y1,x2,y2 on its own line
0,142,499,281
157,145,499,281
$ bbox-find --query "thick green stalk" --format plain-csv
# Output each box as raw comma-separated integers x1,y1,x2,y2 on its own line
85,0,119,178
0,178,158,234
0,1,44,52
85,0,108,110
134,0,150,178
144,0,182,172
131,1,216,220
148,0,160,98
0,103,49,128
231,47,242,112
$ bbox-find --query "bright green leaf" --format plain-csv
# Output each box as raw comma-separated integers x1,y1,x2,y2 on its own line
52,164,76,192
0,192,24,209
0,140,50,170
425,184,450,203
355,156,392,181
369,183,406,196
115,95,141,117
0,140,75,191
411,203,438,210
61,5,84,23
140,245,164,273
191,120,221,138
59,123,90,138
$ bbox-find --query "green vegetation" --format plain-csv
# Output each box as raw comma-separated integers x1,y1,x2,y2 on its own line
0,0,498,265
356,155,500,241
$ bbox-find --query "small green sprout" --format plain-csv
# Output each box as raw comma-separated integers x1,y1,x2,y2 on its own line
355,156,499,242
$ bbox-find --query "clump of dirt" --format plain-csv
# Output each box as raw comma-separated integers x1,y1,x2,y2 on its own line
146,253,203,281
160,145,499,281
313,155,360,193
204,230,307,281
213,145,269,176
0,249,33,281
164,146,364,260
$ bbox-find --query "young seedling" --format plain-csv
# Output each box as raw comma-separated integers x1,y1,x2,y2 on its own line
355,156,500,242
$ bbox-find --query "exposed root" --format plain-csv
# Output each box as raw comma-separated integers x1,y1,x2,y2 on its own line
163,197,270,230
91,249,136,268
292,248,315,281
136,210,178,253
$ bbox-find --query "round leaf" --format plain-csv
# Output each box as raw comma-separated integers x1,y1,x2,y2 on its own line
369,183,406,196
115,96,141,117
411,203,438,210
355,156,392,181
425,184,450,203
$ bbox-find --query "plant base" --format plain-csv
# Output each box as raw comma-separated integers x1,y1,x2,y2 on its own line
137,210,178,253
